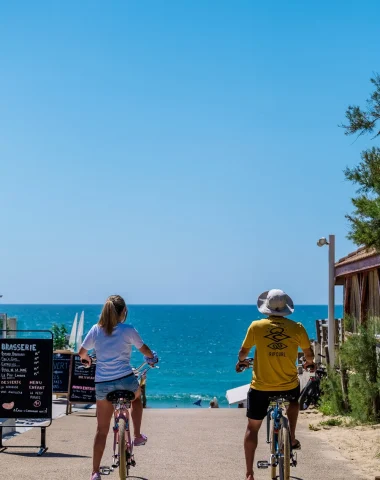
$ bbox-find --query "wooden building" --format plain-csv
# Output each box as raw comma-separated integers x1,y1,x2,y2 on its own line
335,246,380,330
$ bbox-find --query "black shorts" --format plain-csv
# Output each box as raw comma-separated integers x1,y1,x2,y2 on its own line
246,385,300,421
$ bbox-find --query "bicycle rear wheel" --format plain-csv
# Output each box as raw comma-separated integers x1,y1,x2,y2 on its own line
278,418,290,480
269,418,277,480
118,418,128,479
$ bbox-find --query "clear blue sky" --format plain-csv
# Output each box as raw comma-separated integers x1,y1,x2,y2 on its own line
1,0,379,304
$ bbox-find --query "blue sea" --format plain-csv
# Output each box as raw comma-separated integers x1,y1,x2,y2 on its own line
1,304,342,408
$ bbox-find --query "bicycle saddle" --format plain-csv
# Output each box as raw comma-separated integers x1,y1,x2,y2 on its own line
268,395,293,402
106,390,136,402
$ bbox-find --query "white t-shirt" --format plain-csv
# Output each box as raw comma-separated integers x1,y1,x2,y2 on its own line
81,323,144,383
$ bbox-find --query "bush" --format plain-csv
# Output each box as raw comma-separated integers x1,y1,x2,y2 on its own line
320,326,380,423
367,316,380,336
52,323,69,350
344,314,355,333
340,326,380,423
319,367,346,416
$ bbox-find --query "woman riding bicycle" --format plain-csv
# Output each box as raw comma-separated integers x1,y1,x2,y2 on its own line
79,295,158,480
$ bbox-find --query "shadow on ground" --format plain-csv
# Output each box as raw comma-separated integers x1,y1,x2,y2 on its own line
1,451,90,458
68,414,96,418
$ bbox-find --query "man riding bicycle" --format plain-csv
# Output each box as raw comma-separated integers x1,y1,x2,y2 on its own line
236,289,315,480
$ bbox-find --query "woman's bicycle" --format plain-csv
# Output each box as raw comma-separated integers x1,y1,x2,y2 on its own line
237,358,297,480
80,359,157,479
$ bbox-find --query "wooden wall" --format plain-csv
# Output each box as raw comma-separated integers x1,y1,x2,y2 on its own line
343,268,380,331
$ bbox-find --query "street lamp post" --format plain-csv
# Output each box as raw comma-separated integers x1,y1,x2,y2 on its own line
317,235,336,366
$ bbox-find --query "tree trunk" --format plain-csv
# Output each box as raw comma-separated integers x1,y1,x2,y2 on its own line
370,343,380,420
339,356,350,412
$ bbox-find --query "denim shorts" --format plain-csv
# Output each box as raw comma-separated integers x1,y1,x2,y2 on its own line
95,374,140,401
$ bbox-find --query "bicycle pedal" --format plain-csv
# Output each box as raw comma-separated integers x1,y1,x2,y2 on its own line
257,461,269,469
99,466,113,475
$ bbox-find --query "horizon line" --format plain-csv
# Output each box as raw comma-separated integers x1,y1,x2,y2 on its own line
0,303,344,307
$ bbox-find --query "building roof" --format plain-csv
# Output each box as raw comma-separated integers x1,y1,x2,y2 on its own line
335,246,377,267
335,246,380,281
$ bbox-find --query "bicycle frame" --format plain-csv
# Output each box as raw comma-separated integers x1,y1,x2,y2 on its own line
266,398,296,467
257,397,297,473
92,361,157,477
110,363,153,471
111,397,134,470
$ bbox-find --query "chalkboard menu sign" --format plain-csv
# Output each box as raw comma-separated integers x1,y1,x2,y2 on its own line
0,338,53,419
53,352,72,393
68,354,96,403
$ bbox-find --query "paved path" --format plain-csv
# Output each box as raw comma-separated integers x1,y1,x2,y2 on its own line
1,409,368,480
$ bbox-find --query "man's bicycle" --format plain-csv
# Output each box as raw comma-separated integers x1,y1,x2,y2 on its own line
257,395,297,480
237,358,297,480
81,359,157,479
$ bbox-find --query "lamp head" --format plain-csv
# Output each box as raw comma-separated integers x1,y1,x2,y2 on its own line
317,237,329,247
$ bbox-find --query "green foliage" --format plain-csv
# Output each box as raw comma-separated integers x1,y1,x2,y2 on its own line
367,316,380,335
52,323,69,351
344,147,380,249
319,327,380,423
319,367,346,416
319,418,343,427
344,314,355,333
342,74,380,249
308,423,320,431
339,327,380,423
342,74,380,138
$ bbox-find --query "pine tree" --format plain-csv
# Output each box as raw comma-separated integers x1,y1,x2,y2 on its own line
342,74,380,250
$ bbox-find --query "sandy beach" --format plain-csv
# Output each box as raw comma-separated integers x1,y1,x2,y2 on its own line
300,409,380,480
1,408,372,480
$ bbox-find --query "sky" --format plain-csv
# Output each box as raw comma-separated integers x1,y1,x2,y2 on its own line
1,0,379,305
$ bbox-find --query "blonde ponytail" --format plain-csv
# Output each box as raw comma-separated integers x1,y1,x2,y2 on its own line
98,295,126,335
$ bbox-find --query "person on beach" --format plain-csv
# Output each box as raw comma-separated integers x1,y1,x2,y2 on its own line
236,289,314,480
79,295,158,480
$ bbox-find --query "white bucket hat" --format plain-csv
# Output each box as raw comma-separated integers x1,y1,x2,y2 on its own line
257,289,294,317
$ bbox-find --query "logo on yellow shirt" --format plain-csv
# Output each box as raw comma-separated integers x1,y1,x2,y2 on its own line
264,326,290,350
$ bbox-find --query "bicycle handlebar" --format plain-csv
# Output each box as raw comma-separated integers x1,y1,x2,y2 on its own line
79,356,159,376
236,357,254,373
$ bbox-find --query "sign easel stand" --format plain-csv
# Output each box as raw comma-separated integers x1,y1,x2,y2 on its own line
0,330,53,457
66,400,97,416
0,422,51,456
66,354,97,416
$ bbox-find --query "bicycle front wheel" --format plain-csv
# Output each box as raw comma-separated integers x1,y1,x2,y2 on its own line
278,419,290,480
118,418,128,479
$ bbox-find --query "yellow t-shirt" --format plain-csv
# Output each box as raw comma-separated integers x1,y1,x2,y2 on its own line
242,316,311,391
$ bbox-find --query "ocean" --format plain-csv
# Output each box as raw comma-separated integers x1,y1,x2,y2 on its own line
1,304,343,408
